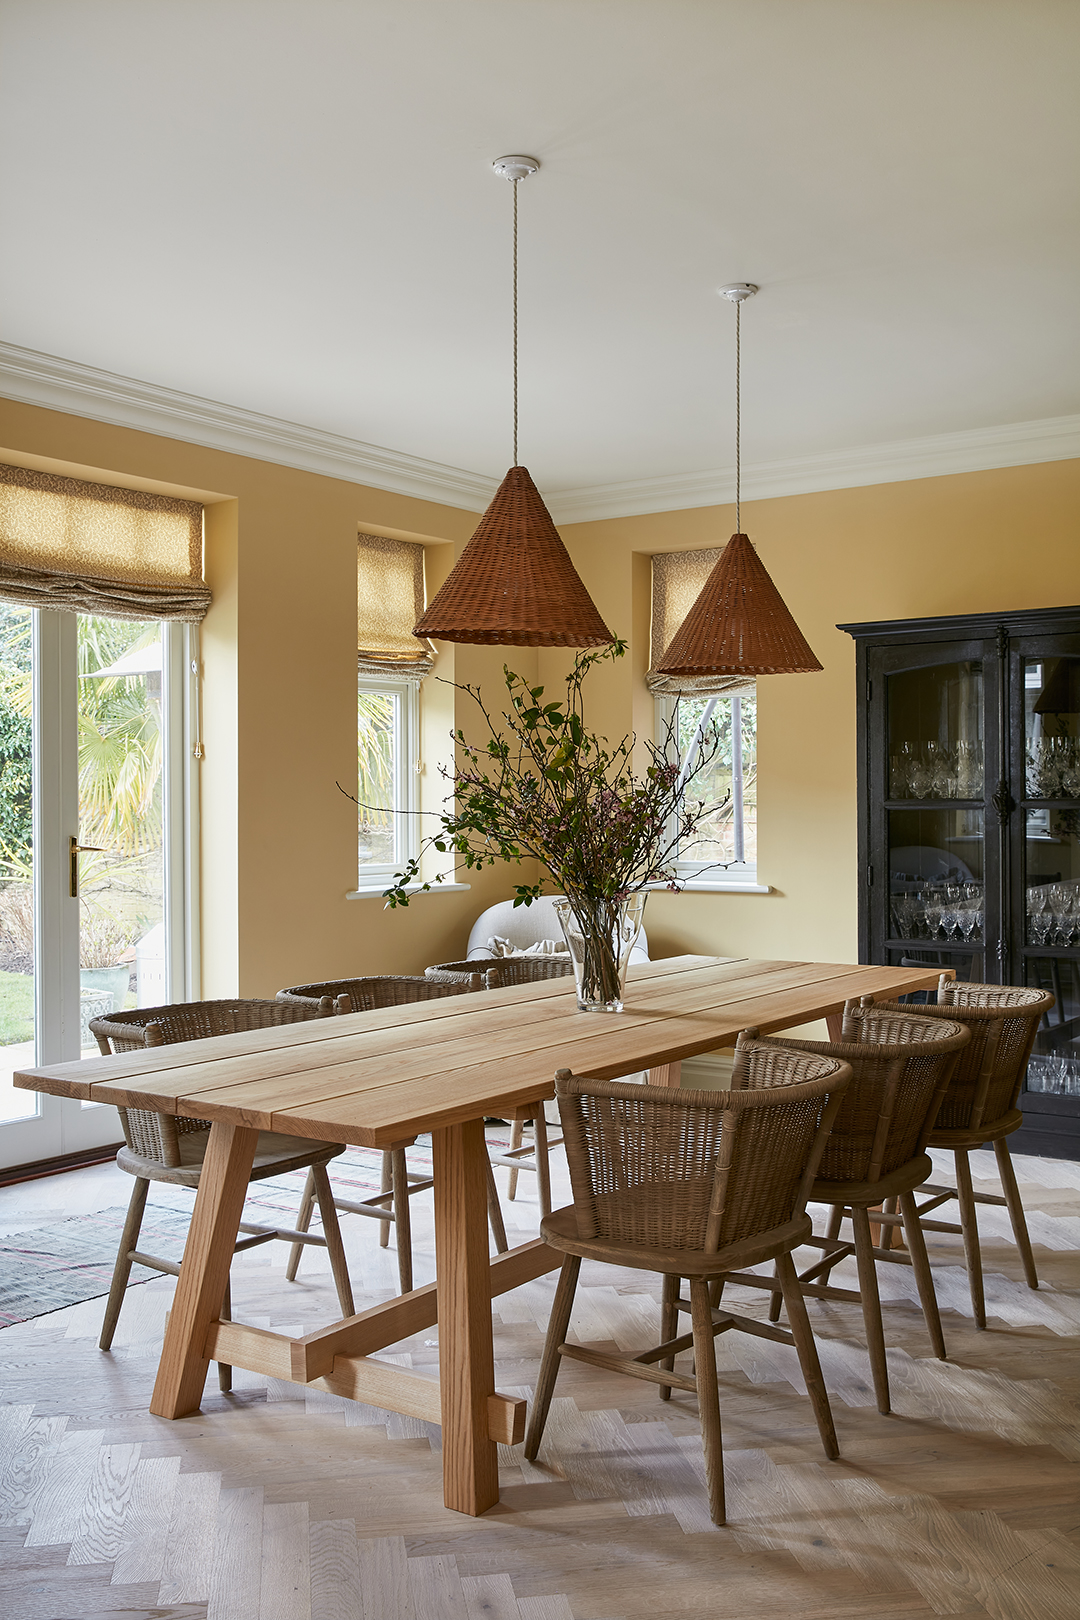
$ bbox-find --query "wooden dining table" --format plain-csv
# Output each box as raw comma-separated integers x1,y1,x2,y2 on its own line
15,954,943,1516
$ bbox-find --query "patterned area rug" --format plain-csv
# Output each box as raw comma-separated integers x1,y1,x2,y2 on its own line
0,1138,519,1330
0,1205,192,1329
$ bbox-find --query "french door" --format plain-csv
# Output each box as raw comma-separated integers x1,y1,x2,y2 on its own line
0,606,197,1169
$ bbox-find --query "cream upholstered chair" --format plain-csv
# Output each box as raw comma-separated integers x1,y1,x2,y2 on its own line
89,999,354,1389
749,1008,969,1414
524,1037,852,1526
276,974,506,1292
847,978,1055,1328
464,894,649,965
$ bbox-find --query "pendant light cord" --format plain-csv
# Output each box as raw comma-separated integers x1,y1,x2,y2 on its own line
735,297,741,534
512,176,520,466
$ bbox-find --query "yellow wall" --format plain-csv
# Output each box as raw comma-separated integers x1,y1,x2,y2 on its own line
554,459,1080,966
0,399,532,996
1,393,1077,994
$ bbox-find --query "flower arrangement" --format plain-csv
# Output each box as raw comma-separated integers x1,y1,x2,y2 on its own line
378,640,727,1009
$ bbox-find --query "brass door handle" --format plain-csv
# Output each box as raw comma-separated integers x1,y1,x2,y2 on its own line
70,836,104,898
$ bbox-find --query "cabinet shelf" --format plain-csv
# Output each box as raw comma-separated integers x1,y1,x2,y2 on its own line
885,799,985,810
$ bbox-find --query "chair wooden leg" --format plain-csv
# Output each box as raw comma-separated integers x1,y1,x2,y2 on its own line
899,1190,946,1360
391,1148,413,1295
816,1204,846,1285
954,1149,986,1329
533,1112,552,1218
689,1277,726,1525
524,1254,581,1460
215,1276,233,1393
310,1162,355,1317
767,1262,783,1323
851,1205,891,1415
99,1176,150,1351
994,1137,1039,1291
285,1168,316,1282
659,1272,680,1402
882,1194,904,1250
484,1150,508,1254
774,1251,838,1460
507,1120,523,1201
379,1151,392,1248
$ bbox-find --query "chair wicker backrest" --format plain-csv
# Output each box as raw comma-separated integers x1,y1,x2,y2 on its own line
844,979,1054,1132
556,1035,850,1255
88,998,333,1168
425,956,573,989
277,975,481,1014
760,1011,969,1184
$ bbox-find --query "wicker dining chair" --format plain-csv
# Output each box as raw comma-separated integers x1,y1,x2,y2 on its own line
275,975,507,1292
746,1009,969,1413
426,955,575,1216
845,978,1055,1328
89,999,354,1389
524,1037,852,1526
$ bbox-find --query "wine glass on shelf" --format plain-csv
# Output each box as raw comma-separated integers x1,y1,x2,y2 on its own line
923,896,944,940
906,755,930,798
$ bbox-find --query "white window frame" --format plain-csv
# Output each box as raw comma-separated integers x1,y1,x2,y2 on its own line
355,676,421,887
654,690,766,892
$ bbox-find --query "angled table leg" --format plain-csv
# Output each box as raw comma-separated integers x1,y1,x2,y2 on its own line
432,1118,500,1516
150,1121,259,1420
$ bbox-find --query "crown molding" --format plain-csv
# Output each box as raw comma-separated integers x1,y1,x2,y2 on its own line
0,341,497,513
543,414,1080,524
2,341,1076,526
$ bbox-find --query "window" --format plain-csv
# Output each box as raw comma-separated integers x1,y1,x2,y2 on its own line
0,464,204,1166
357,675,420,881
355,533,433,889
655,690,757,882
647,548,759,887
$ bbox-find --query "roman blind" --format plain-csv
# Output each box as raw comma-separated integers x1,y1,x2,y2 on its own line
357,532,435,680
646,547,755,695
0,462,209,621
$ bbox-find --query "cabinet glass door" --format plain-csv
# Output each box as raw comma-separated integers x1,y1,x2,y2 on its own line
878,652,991,982
1016,644,1080,1100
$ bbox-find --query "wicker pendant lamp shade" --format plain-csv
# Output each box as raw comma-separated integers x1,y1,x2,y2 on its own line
656,284,821,681
414,464,613,647
412,154,613,649
656,531,822,676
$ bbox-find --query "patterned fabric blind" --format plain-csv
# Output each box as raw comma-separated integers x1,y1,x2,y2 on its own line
0,463,208,621
646,548,755,696
357,532,435,680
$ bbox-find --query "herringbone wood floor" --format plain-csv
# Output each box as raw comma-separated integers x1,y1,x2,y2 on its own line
1,1141,1078,1620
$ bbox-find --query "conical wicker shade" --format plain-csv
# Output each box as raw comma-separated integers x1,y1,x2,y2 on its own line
413,465,613,647
656,532,822,677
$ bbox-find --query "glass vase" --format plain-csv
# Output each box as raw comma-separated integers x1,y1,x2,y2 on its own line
553,893,647,1012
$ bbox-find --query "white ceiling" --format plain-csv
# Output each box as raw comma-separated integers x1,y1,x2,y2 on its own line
2,0,1078,508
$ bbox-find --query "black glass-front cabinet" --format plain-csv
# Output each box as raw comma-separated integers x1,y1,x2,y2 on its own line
840,605,1080,1160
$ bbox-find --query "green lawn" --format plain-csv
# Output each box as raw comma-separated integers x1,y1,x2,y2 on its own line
0,969,34,1044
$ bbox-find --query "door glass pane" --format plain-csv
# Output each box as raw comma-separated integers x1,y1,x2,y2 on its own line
888,807,985,957
887,661,984,800
1024,805,1080,1096
1024,656,1080,799
77,617,164,1065
0,604,36,1122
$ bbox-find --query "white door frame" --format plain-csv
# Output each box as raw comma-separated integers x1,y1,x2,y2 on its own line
0,613,198,1169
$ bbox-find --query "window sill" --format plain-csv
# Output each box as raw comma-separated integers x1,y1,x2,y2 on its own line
664,879,772,895
346,881,472,900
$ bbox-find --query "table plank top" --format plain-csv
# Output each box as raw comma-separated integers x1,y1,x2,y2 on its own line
15,956,942,1146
